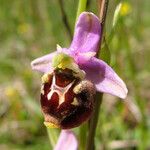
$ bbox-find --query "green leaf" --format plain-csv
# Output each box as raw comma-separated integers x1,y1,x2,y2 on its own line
99,39,111,65
112,2,122,27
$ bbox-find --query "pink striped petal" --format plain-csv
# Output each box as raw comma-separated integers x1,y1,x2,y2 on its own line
79,57,128,99
31,52,57,73
70,12,101,53
54,130,78,150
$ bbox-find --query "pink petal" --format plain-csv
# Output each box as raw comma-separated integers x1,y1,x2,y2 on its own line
79,57,128,99
54,130,78,150
31,52,57,73
70,12,101,53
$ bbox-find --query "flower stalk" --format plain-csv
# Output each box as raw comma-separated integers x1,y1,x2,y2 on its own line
76,0,87,22
86,93,103,150
79,123,88,150
86,0,109,150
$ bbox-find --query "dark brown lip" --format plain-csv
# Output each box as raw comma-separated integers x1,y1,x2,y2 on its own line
40,68,95,129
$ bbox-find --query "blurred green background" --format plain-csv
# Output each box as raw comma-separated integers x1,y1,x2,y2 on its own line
0,0,150,149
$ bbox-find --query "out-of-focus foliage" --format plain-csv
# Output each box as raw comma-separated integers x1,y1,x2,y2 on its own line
0,0,150,149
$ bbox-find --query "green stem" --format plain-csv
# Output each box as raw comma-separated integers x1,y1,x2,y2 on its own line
85,1,109,150
47,128,59,148
79,123,88,150
76,0,87,22
86,93,103,150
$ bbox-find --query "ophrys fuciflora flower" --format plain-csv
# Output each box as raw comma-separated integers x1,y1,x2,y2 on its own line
31,12,128,129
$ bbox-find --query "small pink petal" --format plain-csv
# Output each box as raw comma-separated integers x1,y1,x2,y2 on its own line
79,57,128,99
70,12,101,53
31,52,57,73
54,130,78,150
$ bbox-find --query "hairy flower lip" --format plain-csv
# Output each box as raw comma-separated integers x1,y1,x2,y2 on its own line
40,68,95,129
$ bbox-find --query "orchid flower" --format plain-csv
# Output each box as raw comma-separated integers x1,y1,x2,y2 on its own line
31,11,127,128
31,11,127,149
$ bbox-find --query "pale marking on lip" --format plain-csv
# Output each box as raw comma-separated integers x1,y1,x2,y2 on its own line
41,85,44,95
47,75,75,105
71,98,79,106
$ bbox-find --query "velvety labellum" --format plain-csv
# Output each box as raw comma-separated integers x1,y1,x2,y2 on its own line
41,68,95,129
